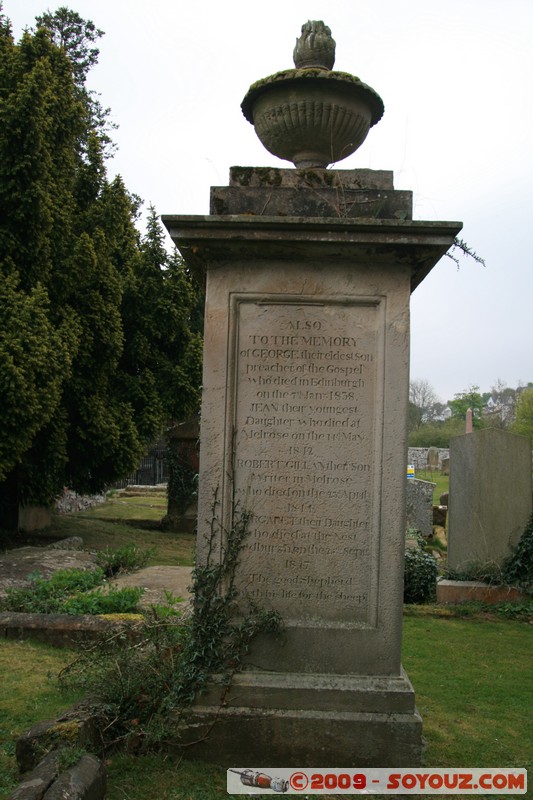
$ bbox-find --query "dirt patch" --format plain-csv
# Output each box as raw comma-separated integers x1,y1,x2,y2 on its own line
0,542,193,610
0,545,99,597
110,566,192,608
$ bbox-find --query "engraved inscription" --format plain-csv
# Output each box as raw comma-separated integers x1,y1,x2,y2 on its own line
232,300,380,624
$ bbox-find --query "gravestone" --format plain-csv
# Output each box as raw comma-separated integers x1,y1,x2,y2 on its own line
406,478,436,538
163,21,462,767
448,428,532,570
427,446,440,471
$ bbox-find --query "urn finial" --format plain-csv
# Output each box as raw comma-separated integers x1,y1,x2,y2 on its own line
242,20,384,169
293,20,336,70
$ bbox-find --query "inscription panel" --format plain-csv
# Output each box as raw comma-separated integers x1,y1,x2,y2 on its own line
230,297,383,625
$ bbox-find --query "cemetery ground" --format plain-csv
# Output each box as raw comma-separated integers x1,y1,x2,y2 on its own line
0,490,532,799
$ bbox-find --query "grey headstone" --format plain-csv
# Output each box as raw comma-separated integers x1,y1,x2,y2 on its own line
448,429,532,570
406,479,436,538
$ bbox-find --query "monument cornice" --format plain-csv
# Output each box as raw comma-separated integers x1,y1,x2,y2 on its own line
162,214,463,291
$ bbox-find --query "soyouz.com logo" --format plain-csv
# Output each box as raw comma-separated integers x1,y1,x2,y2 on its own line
226,767,527,794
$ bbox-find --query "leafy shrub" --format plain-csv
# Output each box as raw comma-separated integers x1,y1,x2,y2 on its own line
404,548,438,603
96,544,153,577
501,513,533,592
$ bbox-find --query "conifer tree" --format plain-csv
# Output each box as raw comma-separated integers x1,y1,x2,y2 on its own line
0,9,202,528
121,207,203,522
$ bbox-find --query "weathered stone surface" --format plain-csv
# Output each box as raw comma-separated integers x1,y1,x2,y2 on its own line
42,754,106,800
448,429,532,570
162,167,461,766
406,478,436,538
228,166,394,190
0,548,98,598
210,186,412,219
0,612,130,648
48,537,84,550
193,251,411,677
162,213,462,293
16,705,104,774
17,506,52,533
173,701,423,767
437,579,527,605
111,565,192,608
7,749,60,800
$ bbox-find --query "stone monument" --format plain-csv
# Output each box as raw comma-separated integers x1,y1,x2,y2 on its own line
163,21,462,766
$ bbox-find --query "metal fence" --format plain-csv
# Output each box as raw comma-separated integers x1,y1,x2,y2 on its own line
111,448,169,489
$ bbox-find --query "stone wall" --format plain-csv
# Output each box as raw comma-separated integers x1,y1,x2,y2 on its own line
408,447,449,471
55,489,106,514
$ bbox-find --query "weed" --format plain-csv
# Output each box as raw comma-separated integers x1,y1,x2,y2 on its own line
61,587,144,615
56,745,87,771
444,560,505,585
96,543,154,577
0,568,105,614
0,566,144,616
59,493,281,749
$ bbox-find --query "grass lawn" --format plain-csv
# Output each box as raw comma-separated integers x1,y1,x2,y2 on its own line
82,490,168,522
1,612,531,800
0,640,84,799
21,508,195,568
402,613,532,770
2,492,529,798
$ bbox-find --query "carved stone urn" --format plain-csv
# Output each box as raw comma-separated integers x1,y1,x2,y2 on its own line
241,20,384,169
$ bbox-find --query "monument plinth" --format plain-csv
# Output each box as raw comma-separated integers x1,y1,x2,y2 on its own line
163,22,462,766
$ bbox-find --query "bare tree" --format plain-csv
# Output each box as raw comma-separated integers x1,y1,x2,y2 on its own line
409,379,439,430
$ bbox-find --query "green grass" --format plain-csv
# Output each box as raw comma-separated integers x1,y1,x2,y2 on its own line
2,493,529,799
0,640,84,798
30,513,195,567
402,616,532,771
1,613,531,800
82,491,168,522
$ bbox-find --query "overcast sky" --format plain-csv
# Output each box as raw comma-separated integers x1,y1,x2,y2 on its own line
8,0,533,403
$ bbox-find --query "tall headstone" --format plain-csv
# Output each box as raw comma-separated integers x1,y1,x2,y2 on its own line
427,446,440,471
406,479,436,538
163,21,462,767
448,428,532,570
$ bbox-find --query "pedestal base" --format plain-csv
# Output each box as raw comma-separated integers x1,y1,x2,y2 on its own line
172,668,423,767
